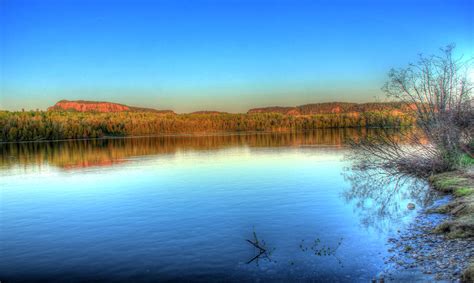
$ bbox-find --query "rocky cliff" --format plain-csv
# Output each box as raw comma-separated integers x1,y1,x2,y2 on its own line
48,100,175,114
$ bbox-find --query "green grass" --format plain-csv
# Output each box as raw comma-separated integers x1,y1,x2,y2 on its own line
454,187,474,197
459,154,474,167
430,174,470,192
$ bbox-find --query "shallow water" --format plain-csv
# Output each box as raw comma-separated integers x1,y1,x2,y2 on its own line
0,130,435,282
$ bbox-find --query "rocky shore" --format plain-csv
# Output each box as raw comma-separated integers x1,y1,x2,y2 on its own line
383,196,472,281
384,169,474,282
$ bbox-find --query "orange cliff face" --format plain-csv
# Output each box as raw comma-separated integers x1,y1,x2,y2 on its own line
47,100,175,114
48,100,130,112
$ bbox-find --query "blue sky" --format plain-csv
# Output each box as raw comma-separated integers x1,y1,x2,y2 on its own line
1,0,473,112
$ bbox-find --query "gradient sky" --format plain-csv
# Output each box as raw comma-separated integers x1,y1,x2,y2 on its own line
0,0,473,112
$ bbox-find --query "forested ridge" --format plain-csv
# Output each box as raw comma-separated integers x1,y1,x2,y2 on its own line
0,110,414,142
248,101,415,115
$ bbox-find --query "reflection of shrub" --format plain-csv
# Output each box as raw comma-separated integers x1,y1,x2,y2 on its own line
343,168,430,231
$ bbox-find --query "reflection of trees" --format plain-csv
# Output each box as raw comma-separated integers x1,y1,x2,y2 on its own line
342,168,436,230
1,129,381,169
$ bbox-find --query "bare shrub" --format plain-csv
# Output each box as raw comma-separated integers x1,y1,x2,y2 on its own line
350,45,473,176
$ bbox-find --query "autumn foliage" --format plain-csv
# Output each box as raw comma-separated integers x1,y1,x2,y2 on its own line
0,109,414,142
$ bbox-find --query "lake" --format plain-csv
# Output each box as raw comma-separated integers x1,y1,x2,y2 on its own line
0,130,436,282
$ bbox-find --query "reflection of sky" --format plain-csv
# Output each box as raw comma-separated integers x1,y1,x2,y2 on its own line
1,0,473,112
0,145,431,281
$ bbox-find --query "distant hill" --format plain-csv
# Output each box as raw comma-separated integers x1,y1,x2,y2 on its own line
3,101,417,142
46,100,415,116
248,102,415,115
188,111,228,115
48,100,175,114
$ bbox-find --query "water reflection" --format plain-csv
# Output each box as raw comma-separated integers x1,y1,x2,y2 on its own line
342,168,437,231
299,237,344,267
245,229,274,265
1,129,380,170
245,229,344,268
0,129,434,282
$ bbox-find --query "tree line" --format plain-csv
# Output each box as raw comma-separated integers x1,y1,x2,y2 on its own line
0,110,415,142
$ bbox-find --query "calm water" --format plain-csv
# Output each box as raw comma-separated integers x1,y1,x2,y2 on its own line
0,130,434,282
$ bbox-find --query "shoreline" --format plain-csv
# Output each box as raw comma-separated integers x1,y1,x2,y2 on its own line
386,169,473,282
429,170,474,282
0,127,411,145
